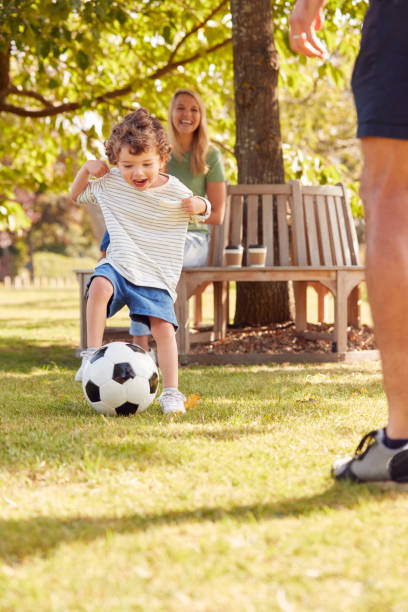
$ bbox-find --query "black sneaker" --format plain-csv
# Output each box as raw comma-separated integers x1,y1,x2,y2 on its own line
332,429,408,483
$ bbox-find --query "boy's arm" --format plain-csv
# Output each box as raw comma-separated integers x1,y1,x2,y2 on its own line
70,160,110,201
181,195,211,221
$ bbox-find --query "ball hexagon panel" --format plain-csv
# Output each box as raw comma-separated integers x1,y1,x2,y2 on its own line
112,362,136,384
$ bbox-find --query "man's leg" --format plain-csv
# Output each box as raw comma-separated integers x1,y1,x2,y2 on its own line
361,137,408,438
333,137,408,482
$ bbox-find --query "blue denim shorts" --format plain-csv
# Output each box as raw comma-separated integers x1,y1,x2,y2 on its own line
129,231,210,336
352,0,408,140
87,263,178,336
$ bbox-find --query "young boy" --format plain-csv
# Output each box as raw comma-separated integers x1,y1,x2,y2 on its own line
70,108,211,414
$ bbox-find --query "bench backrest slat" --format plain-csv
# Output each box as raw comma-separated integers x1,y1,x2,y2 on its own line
213,191,231,266
338,183,361,265
210,182,360,269
315,194,333,266
304,195,320,266
277,194,290,265
291,181,308,266
247,194,259,246
229,194,244,246
262,194,274,265
326,195,344,265
334,195,352,266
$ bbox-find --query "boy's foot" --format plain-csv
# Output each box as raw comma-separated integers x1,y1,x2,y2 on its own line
158,389,186,414
332,428,408,483
74,348,96,382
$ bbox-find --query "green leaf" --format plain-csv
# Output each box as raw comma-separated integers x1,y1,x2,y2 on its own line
36,39,51,59
48,78,60,89
76,50,89,71
162,25,172,44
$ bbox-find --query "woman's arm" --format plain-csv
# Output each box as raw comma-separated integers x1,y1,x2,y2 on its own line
205,181,226,226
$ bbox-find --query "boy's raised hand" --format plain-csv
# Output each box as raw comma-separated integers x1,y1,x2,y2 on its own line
70,160,110,201
84,160,110,177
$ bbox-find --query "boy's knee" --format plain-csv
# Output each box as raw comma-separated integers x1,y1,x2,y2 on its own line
89,276,113,300
150,319,175,341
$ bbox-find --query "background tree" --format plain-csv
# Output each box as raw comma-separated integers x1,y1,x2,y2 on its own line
230,0,289,325
0,0,369,321
0,0,235,229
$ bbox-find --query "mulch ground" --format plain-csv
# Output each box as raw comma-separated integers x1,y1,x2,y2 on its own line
189,322,376,355
105,321,377,355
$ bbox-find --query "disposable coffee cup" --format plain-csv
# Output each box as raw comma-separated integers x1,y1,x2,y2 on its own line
224,244,243,267
248,244,267,267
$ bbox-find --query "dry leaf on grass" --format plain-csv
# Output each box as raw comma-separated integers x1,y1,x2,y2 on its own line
184,393,201,411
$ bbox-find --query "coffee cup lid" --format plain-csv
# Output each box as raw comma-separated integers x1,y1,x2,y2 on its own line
248,244,266,249
225,244,243,250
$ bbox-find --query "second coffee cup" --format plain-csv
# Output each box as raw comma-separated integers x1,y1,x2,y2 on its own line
248,244,267,267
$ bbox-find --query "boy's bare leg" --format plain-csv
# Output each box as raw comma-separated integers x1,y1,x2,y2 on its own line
150,318,178,388
131,335,149,351
361,137,408,437
86,277,113,349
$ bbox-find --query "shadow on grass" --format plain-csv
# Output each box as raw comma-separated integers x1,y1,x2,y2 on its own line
0,343,77,373
0,483,398,564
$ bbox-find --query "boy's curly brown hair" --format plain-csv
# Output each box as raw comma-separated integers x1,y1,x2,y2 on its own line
104,108,171,164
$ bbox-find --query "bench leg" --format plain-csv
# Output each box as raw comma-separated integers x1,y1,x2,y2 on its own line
293,281,308,332
348,285,360,328
194,289,203,327
335,272,348,353
214,281,228,340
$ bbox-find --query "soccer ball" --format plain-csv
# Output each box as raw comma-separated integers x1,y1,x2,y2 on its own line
82,342,159,416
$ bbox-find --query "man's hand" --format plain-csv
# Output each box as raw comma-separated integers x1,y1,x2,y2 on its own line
289,0,327,59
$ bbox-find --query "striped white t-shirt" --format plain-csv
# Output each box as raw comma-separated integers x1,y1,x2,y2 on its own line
78,168,204,301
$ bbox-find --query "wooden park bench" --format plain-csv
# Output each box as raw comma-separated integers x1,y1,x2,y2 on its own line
175,181,376,363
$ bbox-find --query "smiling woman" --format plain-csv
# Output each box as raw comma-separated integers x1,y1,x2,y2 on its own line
167,89,226,235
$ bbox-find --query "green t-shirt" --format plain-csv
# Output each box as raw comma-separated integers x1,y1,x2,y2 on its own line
166,146,225,232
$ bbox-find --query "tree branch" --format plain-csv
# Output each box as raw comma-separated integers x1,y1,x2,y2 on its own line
0,84,133,117
8,84,54,107
0,39,232,117
167,0,229,65
151,37,232,79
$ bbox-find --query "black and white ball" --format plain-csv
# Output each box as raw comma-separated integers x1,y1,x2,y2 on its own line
82,342,159,416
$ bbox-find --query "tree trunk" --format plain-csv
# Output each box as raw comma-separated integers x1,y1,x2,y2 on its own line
230,0,290,325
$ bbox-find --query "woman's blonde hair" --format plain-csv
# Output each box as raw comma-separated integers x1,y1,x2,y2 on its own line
168,88,209,176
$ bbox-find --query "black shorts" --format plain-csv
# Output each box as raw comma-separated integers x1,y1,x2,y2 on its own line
352,0,408,140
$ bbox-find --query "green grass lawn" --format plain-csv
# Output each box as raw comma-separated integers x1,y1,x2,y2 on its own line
1,287,406,612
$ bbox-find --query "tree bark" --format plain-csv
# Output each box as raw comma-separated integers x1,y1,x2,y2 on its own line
230,0,290,325
0,46,10,103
